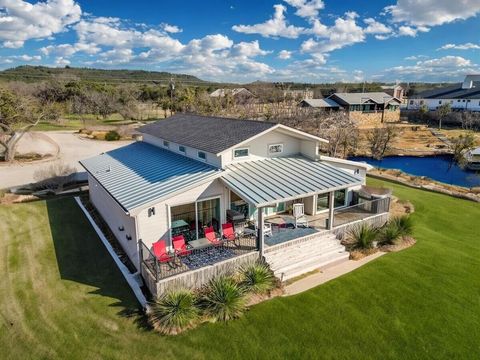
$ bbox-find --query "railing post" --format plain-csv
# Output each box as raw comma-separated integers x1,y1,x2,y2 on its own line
257,207,264,258
328,191,334,230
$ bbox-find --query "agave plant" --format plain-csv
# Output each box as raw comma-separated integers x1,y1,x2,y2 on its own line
239,262,276,294
149,289,199,335
201,275,246,322
347,223,378,249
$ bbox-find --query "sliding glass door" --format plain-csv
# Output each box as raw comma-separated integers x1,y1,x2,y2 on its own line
197,198,221,236
316,189,347,213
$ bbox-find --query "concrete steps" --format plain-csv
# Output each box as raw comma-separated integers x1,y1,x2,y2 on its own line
264,232,350,281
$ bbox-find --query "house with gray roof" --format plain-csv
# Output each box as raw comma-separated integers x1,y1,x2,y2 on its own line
80,113,389,297
407,75,480,112
299,98,341,110
327,92,401,124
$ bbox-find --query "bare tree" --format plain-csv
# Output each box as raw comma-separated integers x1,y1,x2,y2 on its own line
0,89,48,162
367,125,398,160
450,133,475,168
436,103,451,130
33,161,77,191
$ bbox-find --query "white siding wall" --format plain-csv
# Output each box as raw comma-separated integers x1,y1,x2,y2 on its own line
408,98,480,111
136,179,229,252
88,174,140,269
221,129,318,166
142,133,222,167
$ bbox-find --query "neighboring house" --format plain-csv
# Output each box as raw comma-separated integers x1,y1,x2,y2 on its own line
407,75,480,111
80,113,389,296
298,98,342,111
381,84,405,102
283,89,314,101
328,92,401,125
209,87,254,103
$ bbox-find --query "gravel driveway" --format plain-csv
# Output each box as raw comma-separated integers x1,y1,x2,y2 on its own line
1,131,132,189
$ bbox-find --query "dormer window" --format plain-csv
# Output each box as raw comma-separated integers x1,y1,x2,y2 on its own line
198,151,206,160
163,140,169,148
268,143,284,154
179,145,186,153
233,148,249,158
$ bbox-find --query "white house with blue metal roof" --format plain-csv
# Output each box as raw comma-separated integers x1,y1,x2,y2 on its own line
80,114,388,294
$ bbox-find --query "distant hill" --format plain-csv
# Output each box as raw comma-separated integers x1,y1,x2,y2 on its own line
0,65,208,85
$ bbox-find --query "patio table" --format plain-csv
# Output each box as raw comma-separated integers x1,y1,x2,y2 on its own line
188,237,212,250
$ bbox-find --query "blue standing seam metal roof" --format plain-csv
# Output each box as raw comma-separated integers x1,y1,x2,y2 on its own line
79,141,222,212
221,156,363,207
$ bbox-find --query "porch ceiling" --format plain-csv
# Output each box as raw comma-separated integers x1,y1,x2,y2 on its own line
221,156,363,208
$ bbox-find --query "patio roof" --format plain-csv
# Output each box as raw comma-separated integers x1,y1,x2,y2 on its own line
80,142,222,213
221,156,363,208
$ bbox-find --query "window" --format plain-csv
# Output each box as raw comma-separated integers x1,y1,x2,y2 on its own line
409,100,414,105
316,190,347,212
233,148,249,158
268,143,284,154
179,145,186,153
438,100,442,104
163,140,169,148
198,151,206,160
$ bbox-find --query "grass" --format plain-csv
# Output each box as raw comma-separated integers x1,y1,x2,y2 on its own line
1,179,480,359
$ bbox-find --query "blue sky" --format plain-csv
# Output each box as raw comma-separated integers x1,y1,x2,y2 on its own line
1,0,480,83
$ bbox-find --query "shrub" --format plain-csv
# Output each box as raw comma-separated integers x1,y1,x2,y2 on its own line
149,289,199,335
347,223,378,249
200,276,246,322
380,221,403,245
239,262,275,294
392,215,414,237
105,130,121,141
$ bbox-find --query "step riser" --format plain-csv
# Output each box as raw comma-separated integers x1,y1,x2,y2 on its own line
264,232,349,282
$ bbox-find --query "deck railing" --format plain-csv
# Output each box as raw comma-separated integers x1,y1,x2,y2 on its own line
140,235,258,282
333,197,390,227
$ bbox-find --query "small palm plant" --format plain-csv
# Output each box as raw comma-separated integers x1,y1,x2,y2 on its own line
149,289,199,335
239,262,276,294
347,223,378,249
200,275,246,322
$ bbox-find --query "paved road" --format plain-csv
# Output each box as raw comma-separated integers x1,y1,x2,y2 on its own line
1,131,131,189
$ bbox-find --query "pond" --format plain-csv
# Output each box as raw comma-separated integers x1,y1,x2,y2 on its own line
350,155,480,188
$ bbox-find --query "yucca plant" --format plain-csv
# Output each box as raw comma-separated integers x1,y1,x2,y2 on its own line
347,223,378,249
380,221,403,245
392,215,414,237
200,275,246,322
239,262,276,294
149,289,199,335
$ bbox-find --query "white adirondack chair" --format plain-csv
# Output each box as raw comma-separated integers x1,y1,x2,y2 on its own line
254,220,273,237
293,203,308,228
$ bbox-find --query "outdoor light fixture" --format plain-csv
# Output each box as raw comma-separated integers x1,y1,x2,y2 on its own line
148,207,155,217
118,226,125,231
126,234,132,241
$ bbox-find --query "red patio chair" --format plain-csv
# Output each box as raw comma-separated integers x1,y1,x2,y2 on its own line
205,226,223,247
152,240,174,264
172,235,192,258
221,223,238,246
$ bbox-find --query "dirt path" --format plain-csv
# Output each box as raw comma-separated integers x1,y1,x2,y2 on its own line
1,131,131,189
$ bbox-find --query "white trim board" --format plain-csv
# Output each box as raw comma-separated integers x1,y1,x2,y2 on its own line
75,197,148,309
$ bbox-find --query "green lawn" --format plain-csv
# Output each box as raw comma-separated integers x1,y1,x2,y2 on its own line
1,180,479,359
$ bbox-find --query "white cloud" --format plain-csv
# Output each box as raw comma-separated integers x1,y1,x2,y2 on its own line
385,55,479,81
278,50,292,59
438,43,480,50
283,0,324,19
385,0,480,27
232,4,304,39
40,42,100,57
404,55,428,60
397,25,429,37
0,0,81,48
161,23,182,33
363,18,392,35
301,12,365,56
55,56,71,66
231,40,270,57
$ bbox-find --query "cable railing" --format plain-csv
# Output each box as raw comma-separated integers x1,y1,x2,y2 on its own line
334,197,390,227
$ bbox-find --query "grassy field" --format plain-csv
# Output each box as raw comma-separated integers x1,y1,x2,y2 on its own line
1,179,479,359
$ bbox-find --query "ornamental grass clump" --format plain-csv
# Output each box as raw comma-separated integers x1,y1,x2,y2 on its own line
380,220,403,245
347,223,378,249
239,262,275,294
149,289,199,335
392,215,414,237
200,275,246,322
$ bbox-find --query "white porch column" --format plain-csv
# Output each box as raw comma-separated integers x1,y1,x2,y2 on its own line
257,207,264,258
328,191,335,230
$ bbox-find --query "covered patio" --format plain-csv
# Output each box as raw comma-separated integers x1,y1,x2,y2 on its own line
221,156,365,254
